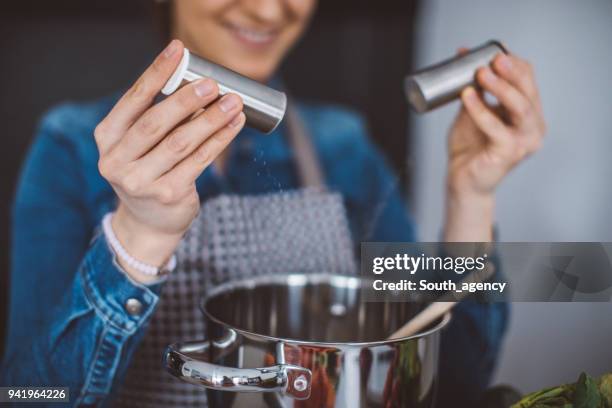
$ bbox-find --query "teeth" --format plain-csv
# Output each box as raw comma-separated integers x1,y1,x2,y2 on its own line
235,26,274,44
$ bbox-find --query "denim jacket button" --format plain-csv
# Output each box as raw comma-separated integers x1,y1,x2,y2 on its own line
125,298,143,316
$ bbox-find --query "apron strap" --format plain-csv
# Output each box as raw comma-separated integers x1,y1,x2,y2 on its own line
284,103,326,189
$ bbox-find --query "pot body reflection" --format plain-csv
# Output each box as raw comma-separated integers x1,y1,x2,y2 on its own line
165,274,450,408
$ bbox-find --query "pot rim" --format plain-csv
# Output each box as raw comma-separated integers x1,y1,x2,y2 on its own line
200,273,452,347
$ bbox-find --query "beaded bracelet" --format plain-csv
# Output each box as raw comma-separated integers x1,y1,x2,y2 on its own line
102,213,176,276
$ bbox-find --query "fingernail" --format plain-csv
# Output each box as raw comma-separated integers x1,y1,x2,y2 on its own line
463,87,477,102
194,79,215,98
228,113,244,128
219,94,240,113
498,54,512,71
163,40,179,58
482,69,496,83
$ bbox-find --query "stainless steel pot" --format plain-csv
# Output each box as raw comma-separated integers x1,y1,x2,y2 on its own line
164,274,450,407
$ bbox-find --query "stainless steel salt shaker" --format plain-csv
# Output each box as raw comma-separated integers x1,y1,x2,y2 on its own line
162,48,287,134
405,40,507,113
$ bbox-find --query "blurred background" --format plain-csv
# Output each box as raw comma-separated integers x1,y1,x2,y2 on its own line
411,0,612,391
0,0,417,372
1,0,611,395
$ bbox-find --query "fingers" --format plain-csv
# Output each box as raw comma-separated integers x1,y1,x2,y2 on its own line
115,78,220,161
493,53,546,136
461,87,512,148
476,67,533,127
161,112,246,188
100,109,244,208
96,40,184,152
492,53,540,105
135,94,244,180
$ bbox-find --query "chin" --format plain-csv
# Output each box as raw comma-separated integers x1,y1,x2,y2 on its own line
189,34,284,82
224,58,278,83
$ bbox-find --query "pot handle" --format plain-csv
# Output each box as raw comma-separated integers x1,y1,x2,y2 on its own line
164,341,312,400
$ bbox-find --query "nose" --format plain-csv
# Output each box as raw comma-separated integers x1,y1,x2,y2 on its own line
240,0,286,24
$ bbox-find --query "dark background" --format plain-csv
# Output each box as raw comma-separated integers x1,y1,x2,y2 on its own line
0,0,419,356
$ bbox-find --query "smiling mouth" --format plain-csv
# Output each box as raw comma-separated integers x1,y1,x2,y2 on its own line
224,22,280,48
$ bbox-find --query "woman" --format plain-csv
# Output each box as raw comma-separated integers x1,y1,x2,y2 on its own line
1,0,546,406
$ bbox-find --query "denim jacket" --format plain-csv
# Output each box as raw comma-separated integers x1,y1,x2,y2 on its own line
1,95,508,406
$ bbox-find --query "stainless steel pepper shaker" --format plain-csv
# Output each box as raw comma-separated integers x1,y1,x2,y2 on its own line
405,40,507,113
162,48,287,134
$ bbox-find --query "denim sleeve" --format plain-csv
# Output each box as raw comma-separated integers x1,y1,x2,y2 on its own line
1,113,163,406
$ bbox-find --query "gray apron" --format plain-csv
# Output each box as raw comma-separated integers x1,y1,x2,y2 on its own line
116,107,357,407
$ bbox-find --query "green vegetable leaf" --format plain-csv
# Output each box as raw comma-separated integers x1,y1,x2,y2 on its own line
574,372,602,408
511,372,612,408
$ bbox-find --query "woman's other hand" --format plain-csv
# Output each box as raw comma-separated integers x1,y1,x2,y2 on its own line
444,51,546,241
95,40,245,282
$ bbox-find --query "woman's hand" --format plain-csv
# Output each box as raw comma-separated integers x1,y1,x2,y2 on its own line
95,40,245,282
444,51,546,241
